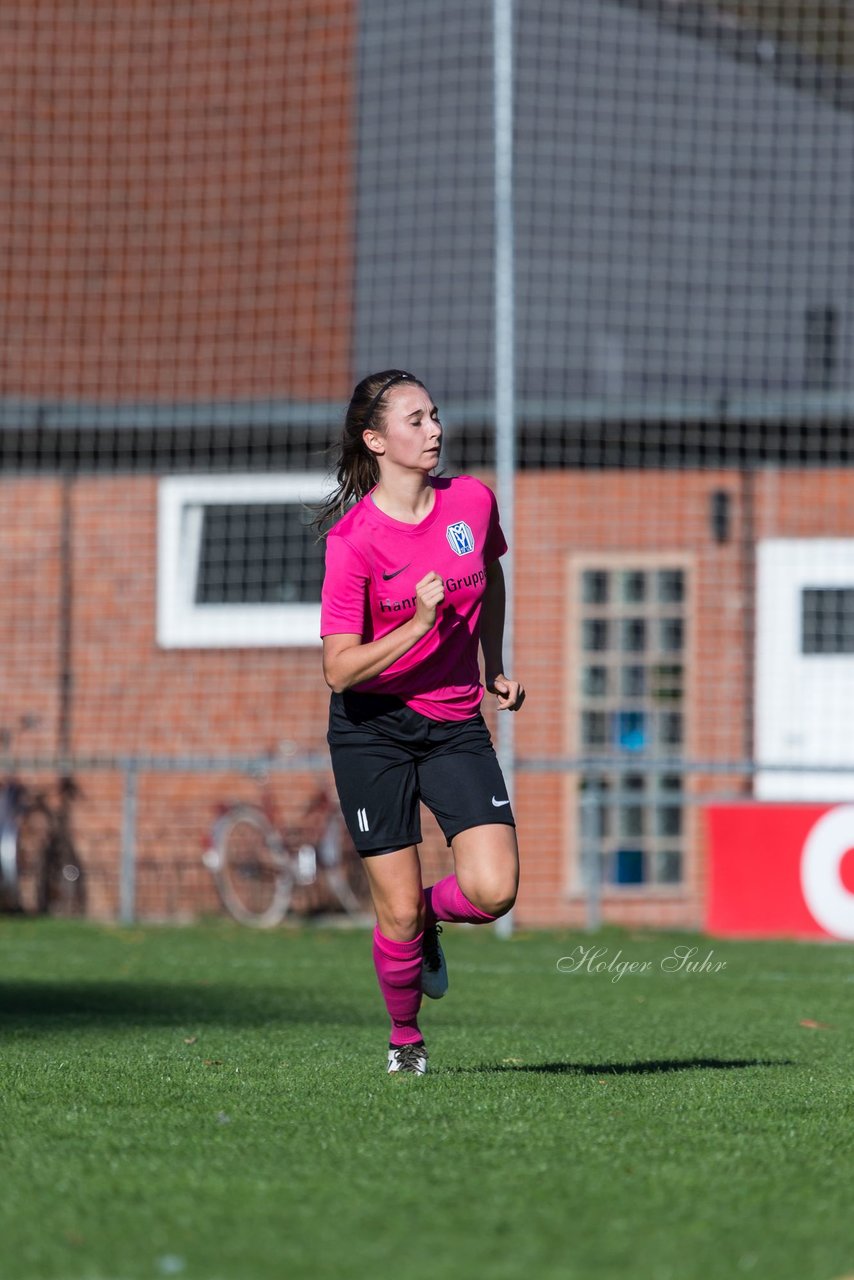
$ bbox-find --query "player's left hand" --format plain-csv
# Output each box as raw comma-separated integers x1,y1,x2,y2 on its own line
487,673,525,711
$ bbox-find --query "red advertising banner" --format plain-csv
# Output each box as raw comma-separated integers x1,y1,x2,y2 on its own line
706,804,854,940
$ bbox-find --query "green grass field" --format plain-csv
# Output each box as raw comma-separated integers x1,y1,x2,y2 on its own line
1,919,853,1280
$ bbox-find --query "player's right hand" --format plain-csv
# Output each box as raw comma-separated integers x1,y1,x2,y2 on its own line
414,571,445,632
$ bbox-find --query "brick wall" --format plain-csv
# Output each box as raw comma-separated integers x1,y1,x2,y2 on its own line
1,471,457,919
0,0,354,403
0,479,63,759
514,470,749,928
3,466,854,925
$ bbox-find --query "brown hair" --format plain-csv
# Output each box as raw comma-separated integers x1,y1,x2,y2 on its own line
313,369,425,532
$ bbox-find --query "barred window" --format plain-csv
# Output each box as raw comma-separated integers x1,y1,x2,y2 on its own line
195,504,324,606
576,562,689,889
801,588,854,655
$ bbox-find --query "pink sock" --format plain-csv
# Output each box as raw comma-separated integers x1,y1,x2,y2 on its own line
424,875,498,928
372,927,424,1047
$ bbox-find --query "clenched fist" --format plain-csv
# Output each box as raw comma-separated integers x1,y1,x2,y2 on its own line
414,571,445,633
486,673,526,711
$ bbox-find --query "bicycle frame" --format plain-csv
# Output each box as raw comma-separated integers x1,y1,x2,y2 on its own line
0,775,86,916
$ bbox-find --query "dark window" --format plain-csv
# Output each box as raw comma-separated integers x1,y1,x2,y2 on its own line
802,588,854,655
621,664,646,697
582,570,609,604
804,306,838,392
195,504,325,605
614,710,647,751
582,665,609,697
582,711,608,748
621,618,647,652
659,711,684,747
612,848,645,885
654,850,682,885
659,618,684,653
658,569,684,604
621,570,646,603
651,664,683,702
582,619,610,651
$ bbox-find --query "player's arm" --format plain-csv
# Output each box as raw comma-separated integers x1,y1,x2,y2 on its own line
322,572,445,693
481,559,525,711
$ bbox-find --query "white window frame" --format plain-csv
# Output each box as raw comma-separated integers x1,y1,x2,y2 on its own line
157,473,331,648
756,538,854,800
564,552,695,898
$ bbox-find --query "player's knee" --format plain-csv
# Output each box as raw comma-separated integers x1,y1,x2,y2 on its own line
470,877,518,919
487,886,517,918
379,898,425,940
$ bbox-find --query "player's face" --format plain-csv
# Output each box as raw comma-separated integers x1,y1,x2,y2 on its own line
365,384,443,473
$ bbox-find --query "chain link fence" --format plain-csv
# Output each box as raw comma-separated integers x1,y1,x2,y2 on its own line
2,1,854,931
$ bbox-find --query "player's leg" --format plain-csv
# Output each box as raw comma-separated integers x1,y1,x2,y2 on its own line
447,821,519,918
361,845,429,1072
416,825,518,1003
414,713,519,1000
362,843,425,940
418,712,519,928
327,692,428,1072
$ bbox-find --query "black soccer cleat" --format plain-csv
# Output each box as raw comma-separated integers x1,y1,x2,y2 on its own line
421,923,449,999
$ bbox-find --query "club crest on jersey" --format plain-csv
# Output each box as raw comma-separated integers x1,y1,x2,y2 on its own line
446,520,475,556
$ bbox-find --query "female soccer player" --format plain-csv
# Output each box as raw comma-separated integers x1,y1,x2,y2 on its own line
318,370,525,1075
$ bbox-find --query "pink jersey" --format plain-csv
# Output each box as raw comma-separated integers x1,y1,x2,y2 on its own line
320,475,507,721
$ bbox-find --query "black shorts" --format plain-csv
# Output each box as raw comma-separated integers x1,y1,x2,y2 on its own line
327,691,516,857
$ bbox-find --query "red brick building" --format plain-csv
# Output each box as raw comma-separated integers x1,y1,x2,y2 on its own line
3,3,854,927
4,465,854,926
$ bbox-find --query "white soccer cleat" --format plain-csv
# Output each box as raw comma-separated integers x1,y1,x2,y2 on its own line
387,1042,429,1075
421,923,449,999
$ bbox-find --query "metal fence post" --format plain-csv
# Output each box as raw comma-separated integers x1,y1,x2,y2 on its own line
120,760,137,924
493,0,516,940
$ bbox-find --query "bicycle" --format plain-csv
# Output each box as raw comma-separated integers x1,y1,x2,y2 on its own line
0,775,86,916
203,780,373,928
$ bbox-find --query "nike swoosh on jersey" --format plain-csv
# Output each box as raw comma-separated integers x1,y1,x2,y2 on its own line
382,563,411,580
492,796,511,807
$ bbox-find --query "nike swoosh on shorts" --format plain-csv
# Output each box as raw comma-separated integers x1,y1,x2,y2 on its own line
492,796,511,807
382,563,411,580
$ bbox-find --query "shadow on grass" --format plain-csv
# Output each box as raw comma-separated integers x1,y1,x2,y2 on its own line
0,980,368,1032
448,1057,796,1075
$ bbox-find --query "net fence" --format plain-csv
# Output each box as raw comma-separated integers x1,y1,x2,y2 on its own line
1,0,853,930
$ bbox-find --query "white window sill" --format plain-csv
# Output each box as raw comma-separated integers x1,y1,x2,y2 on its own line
157,473,331,649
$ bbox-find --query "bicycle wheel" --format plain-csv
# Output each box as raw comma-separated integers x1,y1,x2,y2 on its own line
206,806,293,927
315,817,373,918
319,847,373,918
342,844,374,916
0,813,20,910
0,781,28,911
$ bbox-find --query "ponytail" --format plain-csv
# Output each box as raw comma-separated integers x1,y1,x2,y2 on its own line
313,369,423,533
